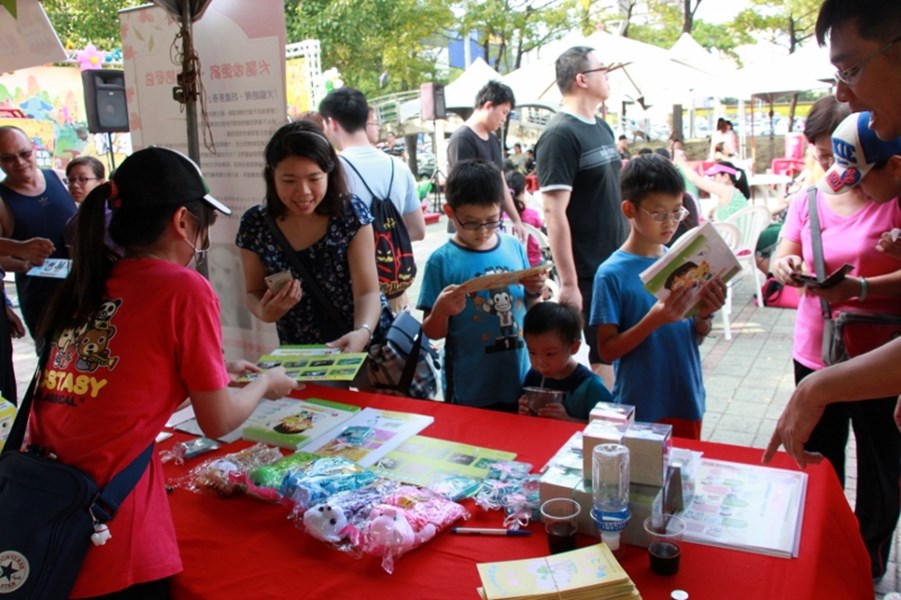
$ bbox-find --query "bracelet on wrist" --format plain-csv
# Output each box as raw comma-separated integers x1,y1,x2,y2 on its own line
858,277,868,302
356,323,373,341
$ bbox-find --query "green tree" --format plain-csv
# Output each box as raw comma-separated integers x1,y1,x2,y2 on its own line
43,0,144,50
732,0,821,52
456,0,579,72
285,0,452,96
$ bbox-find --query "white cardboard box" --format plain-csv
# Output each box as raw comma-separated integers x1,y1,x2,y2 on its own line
622,422,672,487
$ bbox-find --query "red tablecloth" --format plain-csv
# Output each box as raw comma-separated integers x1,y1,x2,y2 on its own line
162,385,872,600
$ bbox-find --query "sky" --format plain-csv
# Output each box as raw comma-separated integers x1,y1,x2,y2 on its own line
694,0,750,25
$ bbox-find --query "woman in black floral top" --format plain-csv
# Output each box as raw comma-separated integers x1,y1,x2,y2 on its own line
237,120,385,351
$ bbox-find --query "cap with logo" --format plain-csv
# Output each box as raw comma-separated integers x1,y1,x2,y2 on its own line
110,146,231,215
819,111,901,195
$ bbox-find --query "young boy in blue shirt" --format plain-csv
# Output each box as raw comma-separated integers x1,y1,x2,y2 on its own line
517,301,613,422
589,155,727,439
419,159,546,411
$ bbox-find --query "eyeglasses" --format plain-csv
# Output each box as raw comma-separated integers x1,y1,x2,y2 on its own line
581,63,625,77
65,177,99,185
640,206,690,223
834,34,901,85
453,214,504,231
0,149,33,164
366,121,379,127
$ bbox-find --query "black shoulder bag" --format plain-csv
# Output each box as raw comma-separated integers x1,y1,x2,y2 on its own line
0,351,153,599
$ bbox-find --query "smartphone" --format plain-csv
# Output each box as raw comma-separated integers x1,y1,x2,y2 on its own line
264,271,293,293
790,263,854,289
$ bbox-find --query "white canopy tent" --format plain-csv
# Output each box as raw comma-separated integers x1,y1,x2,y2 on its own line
398,56,500,122
500,30,718,130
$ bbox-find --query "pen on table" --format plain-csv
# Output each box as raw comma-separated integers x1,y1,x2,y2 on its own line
451,527,532,537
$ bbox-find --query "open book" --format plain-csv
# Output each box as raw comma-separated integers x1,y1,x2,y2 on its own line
239,397,362,450
640,221,741,314
476,543,639,600
240,345,368,382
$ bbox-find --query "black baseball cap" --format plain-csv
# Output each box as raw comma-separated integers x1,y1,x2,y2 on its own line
111,146,231,215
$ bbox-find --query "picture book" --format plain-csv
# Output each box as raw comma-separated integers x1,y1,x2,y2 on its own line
373,435,517,487
240,345,368,382
678,458,808,558
476,543,639,600
639,221,741,314
461,262,554,294
302,407,434,467
26,258,71,279
239,397,362,450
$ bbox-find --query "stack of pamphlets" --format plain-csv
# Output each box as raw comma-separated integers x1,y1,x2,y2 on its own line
476,543,641,600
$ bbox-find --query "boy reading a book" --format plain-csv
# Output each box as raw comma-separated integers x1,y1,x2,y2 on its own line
419,159,546,411
589,155,727,439
517,301,613,421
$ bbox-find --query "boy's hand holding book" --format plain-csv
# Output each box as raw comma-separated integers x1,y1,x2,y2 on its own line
696,276,727,318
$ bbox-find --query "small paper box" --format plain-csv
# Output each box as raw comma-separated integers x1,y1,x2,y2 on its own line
622,422,672,487
588,401,635,427
668,447,702,506
538,463,584,507
582,420,628,483
541,431,584,474
571,480,665,546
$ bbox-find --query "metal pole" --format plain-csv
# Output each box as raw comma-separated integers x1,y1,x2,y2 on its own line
182,1,200,165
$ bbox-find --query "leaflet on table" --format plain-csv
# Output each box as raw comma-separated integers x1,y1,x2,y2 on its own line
240,345,368,382
26,258,71,279
373,435,517,487
639,221,741,315
240,397,362,450
678,458,808,558
476,543,638,600
460,262,553,294
302,407,434,467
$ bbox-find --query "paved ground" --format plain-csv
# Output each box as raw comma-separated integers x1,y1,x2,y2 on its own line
7,216,898,597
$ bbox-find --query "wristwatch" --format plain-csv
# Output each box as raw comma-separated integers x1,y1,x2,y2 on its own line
357,323,373,340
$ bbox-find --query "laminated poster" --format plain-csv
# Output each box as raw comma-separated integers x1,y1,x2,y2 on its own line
678,458,808,558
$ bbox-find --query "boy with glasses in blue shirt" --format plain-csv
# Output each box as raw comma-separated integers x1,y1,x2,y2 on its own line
589,155,727,439
418,159,546,411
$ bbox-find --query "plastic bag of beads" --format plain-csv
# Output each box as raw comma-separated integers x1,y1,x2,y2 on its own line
172,443,283,496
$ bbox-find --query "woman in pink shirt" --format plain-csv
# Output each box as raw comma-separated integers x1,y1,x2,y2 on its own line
771,99,901,580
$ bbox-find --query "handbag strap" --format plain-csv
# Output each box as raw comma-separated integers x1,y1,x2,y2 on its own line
340,155,394,205
262,211,351,332
806,186,832,319
4,345,153,524
397,317,425,393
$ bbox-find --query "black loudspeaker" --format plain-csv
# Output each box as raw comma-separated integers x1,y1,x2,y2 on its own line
82,69,129,133
420,83,446,121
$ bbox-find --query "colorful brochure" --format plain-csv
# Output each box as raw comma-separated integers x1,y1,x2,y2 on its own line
26,258,71,279
302,407,434,467
241,345,368,382
461,262,553,294
239,397,362,450
373,435,516,486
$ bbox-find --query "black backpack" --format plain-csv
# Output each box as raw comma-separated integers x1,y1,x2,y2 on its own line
341,156,417,299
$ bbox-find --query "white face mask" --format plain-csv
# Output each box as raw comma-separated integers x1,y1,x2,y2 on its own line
184,212,209,269
184,237,208,269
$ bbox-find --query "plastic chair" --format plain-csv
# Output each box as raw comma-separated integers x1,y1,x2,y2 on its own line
521,223,559,301
724,206,771,310
712,222,742,340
